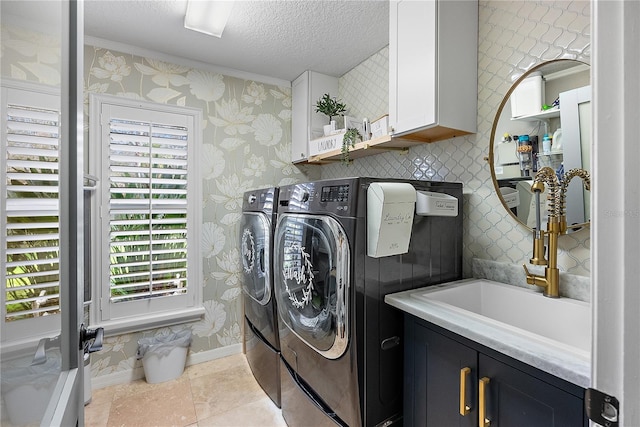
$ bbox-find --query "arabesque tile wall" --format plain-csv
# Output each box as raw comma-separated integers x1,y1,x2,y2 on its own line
327,0,591,278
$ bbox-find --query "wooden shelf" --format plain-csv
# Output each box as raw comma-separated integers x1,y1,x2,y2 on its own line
306,134,428,163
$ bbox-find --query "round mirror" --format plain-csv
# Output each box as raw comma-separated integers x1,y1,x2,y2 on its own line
489,59,591,232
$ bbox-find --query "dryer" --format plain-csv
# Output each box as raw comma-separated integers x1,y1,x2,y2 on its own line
240,187,280,407
273,177,463,426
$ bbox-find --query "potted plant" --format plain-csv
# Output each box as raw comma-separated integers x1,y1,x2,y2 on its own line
315,93,346,136
341,127,362,164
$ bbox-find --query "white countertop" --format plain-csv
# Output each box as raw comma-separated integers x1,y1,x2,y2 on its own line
385,278,591,388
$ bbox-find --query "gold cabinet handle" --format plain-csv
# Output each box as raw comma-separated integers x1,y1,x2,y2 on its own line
459,367,471,416
479,376,491,427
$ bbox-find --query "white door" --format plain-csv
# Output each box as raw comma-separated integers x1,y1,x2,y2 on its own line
46,1,87,424
592,1,640,426
0,1,87,425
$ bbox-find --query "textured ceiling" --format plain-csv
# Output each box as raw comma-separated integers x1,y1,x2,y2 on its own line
83,0,389,83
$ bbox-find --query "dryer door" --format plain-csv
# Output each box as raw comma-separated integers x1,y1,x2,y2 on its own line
240,212,271,305
274,213,350,360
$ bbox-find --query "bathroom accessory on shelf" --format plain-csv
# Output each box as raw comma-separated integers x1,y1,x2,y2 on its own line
552,128,563,153
416,191,459,216
499,187,520,209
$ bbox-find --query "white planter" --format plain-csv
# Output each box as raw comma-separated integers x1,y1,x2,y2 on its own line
323,120,336,136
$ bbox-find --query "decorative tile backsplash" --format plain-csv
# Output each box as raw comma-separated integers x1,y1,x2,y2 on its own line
473,258,590,302
327,0,591,279
338,46,389,124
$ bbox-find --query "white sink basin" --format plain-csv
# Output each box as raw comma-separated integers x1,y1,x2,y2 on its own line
411,279,591,353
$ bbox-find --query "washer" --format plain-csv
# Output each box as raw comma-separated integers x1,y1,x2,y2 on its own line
273,177,463,426
240,187,280,407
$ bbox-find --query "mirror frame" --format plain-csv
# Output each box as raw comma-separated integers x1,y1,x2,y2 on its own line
488,59,591,232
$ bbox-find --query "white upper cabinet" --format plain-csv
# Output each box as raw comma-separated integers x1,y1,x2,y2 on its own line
291,71,338,163
389,0,478,141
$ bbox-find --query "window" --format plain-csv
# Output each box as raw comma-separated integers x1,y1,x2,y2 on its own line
90,95,203,331
1,82,62,343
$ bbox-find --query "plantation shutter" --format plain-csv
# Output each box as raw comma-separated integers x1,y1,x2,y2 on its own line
107,114,189,303
2,91,61,324
93,96,202,326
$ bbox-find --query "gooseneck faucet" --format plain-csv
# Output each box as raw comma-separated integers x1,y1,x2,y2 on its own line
522,167,590,297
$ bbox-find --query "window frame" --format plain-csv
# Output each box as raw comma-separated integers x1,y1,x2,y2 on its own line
1,80,63,344
89,94,203,334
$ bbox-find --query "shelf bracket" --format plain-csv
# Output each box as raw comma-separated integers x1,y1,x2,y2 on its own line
364,144,409,154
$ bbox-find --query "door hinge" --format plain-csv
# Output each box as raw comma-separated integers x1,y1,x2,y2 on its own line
585,388,619,426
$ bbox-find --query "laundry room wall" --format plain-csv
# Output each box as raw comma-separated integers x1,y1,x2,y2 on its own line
81,45,320,383
1,0,591,386
326,0,591,280
1,27,317,384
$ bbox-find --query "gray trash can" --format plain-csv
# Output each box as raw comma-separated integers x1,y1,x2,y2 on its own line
137,330,191,384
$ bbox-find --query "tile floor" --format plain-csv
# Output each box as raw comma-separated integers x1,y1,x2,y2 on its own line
85,353,287,427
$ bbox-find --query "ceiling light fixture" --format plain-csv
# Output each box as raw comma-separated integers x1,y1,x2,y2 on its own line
184,0,235,38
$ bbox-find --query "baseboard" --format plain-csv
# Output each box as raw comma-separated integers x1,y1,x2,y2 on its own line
90,344,243,390
186,343,242,365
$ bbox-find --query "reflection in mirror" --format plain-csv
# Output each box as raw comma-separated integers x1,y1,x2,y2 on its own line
489,59,591,232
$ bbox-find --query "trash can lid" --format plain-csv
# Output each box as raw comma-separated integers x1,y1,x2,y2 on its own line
136,329,192,359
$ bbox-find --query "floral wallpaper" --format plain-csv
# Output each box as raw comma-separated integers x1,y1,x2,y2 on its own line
1,23,314,380
0,24,62,85
82,45,315,379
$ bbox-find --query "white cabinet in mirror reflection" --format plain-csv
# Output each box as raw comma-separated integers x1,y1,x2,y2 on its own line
560,86,591,226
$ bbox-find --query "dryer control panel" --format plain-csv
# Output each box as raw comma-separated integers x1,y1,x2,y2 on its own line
320,184,350,203
278,178,359,217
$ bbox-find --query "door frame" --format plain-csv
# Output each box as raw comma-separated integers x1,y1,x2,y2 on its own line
592,1,640,425
41,1,85,424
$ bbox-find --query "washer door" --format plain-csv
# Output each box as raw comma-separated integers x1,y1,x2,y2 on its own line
274,213,350,360
240,212,271,305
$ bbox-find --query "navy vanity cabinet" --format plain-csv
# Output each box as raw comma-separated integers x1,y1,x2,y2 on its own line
404,315,587,426
404,317,477,426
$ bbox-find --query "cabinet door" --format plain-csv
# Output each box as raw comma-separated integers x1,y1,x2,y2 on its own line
291,72,309,163
389,0,437,136
291,71,338,163
479,353,585,427
405,319,476,427
559,85,591,226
